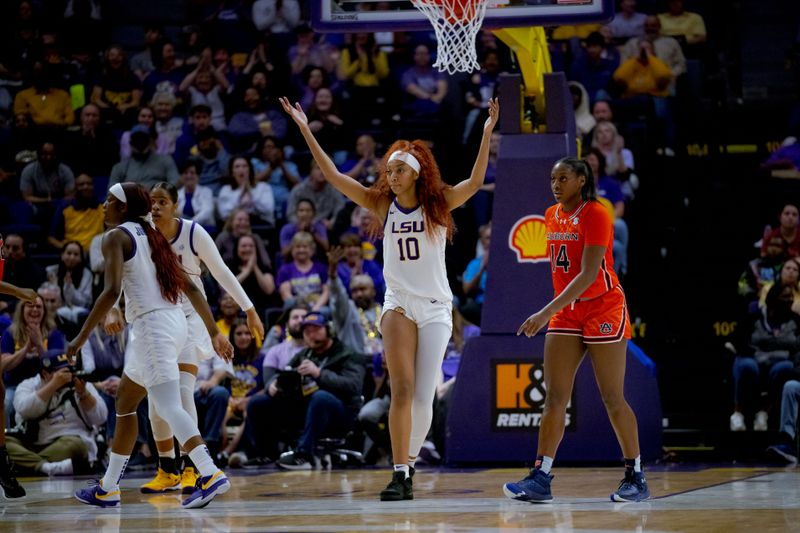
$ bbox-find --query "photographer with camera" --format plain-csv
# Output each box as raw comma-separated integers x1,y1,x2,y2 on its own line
244,312,364,470
6,350,107,476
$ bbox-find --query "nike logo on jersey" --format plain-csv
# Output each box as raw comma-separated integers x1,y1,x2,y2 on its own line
389,211,395,215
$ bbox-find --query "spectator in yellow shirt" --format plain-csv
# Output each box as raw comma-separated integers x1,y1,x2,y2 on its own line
658,0,707,45
613,41,673,98
12,62,74,128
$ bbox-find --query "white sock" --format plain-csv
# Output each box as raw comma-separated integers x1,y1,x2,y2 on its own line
407,456,417,469
538,456,553,474
102,452,129,489
634,455,641,473
393,464,410,479
188,445,217,478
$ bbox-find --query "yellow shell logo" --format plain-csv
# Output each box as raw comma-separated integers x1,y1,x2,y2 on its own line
508,215,548,263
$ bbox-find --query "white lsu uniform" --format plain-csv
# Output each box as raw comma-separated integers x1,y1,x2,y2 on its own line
382,199,452,331
118,221,188,388
170,218,254,366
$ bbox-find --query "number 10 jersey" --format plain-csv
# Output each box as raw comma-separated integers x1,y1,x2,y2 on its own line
383,199,452,303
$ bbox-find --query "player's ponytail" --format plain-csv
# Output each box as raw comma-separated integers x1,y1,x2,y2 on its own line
557,156,597,201
120,183,186,304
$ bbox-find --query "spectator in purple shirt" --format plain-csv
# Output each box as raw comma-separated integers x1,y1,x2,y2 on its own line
280,199,329,258
400,44,448,119
261,305,308,375
277,232,330,312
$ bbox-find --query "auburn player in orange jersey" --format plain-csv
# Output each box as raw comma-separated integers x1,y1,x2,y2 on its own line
502,157,650,504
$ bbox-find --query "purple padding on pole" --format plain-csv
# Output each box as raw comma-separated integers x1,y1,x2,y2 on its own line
445,335,663,464
480,73,576,335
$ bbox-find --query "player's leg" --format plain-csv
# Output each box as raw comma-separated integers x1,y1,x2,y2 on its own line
407,321,451,468
75,374,147,507
503,334,585,503
142,362,200,493
538,335,586,457
141,399,181,493
177,363,201,492
587,340,639,457
0,379,25,498
146,379,230,508
379,309,418,501
587,340,649,502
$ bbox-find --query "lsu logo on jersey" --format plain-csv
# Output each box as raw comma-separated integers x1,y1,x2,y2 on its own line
599,322,613,334
508,215,548,264
492,360,576,430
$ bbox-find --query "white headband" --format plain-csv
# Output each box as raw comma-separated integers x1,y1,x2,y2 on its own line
109,183,127,203
388,151,421,174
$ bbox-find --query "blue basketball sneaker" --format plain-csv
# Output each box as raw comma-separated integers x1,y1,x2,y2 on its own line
503,468,554,503
181,470,230,509
75,480,121,508
611,470,650,502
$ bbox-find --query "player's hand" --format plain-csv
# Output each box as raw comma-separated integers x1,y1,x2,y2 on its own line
484,97,499,134
104,307,125,335
16,287,38,302
66,337,84,359
268,380,279,397
212,332,234,362
245,307,265,344
279,97,309,128
517,309,552,338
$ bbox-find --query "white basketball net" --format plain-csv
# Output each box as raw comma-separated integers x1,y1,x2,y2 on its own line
411,0,490,74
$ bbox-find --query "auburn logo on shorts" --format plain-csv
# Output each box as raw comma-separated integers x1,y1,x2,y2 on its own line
492,360,576,431
599,322,613,334
508,215,548,264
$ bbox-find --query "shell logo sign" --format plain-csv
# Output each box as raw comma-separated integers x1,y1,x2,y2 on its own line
508,215,548,263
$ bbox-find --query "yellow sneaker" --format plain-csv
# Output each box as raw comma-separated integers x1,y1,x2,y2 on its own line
181,467,200,495
140,468,181,493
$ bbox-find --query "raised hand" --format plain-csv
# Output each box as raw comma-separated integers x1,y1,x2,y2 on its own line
484,97,500,134
279,97,309,128
327,246,345,277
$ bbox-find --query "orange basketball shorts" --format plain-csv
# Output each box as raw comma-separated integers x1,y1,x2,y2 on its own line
547,285,632,344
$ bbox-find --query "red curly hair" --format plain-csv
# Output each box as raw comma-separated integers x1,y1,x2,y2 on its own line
121,183,186,304
364,139,455,240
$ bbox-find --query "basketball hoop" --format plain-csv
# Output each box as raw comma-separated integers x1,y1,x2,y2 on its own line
411,0,490,74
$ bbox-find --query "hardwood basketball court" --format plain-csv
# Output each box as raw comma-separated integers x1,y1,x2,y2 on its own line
3,466,798,532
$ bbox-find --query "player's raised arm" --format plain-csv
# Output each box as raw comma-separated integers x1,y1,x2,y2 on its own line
445,98,499,210
280,97,380,213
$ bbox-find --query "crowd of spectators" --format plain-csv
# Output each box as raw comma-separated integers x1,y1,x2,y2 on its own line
735,201,800,464
2,0,768,470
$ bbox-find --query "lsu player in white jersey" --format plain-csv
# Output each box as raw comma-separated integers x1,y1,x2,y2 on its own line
67,183,233,509
282,96,499,501
127,181,264,494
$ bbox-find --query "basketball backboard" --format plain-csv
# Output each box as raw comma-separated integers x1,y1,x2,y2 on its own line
311,0,614,32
